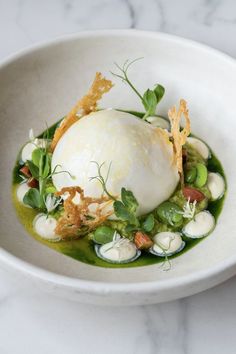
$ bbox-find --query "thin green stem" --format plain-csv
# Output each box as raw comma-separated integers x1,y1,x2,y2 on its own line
111,58,144,101
124,73,143,100
89,161,116,201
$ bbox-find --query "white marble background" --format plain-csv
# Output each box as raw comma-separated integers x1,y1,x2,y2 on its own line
1,0,236,353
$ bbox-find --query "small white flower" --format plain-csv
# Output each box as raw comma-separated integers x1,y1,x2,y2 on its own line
44,194,61,213
112,231,120,243
105,232,125,252
29,128,35,141
112,232,129,248
182,198,197,219
19,174,28,183
104,232,134,261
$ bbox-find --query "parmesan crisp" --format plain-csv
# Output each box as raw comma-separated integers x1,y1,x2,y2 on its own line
55,187,113,238
168,99,191,180
51,72,113,151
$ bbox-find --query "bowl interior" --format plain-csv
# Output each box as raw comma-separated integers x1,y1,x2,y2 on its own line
0,32,236,284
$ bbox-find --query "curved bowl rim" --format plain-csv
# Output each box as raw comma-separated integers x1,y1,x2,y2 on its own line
1,29,236,296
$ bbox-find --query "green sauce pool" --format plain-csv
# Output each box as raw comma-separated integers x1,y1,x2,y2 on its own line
12,112,226,268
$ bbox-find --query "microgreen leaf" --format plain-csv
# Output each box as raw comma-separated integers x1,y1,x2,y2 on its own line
142,89,157,117
113,200,139,226
40,153,51,179
114,188,140,227
142,214,155,232
121,187,138,213
154,84,165,104
32,148,43,167
27,160,39,179
23,188,42,209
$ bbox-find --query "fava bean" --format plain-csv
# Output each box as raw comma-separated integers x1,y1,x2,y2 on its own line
172,212,183,224
156,202,183,227
94,226,115,244
195,163,208,188
185,167,197,183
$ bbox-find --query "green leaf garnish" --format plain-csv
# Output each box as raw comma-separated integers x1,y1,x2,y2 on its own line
121,187,138,214
154,84,165,104
142,89,157,117
142,214,155,232
21,125,74,212
32,148,43,167
89,161,140,229
40,153,51,179
27,160,39,179
113,200,139,226
23,188,42,209
114,188,139,227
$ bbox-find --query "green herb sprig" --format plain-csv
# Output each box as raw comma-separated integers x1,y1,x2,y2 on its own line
113,187,140,227
24,145,52,210
23,129,73,211
114,189,157,234
89,161,155,234
111,59,165,120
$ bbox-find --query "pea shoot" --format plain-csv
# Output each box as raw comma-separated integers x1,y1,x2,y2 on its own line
89,161,155,234
111,58,165,120
22,129,73,212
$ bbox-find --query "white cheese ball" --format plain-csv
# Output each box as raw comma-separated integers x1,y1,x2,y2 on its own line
99,239,137,262
183,211,215,238
16,183,30,204
146,116,170,130
153,232,183,255
187,137,210,159
33,214,60,241
207,172,225,200
52,109,179,216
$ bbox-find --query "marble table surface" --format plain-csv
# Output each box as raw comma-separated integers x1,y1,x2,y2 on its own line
1,0,236,353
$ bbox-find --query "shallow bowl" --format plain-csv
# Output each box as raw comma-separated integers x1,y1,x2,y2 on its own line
0,30,236,305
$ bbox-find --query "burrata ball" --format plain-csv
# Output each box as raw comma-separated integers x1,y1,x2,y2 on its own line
51,109,179,216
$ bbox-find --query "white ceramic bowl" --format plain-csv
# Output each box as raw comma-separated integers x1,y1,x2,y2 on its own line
0,30,236,306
